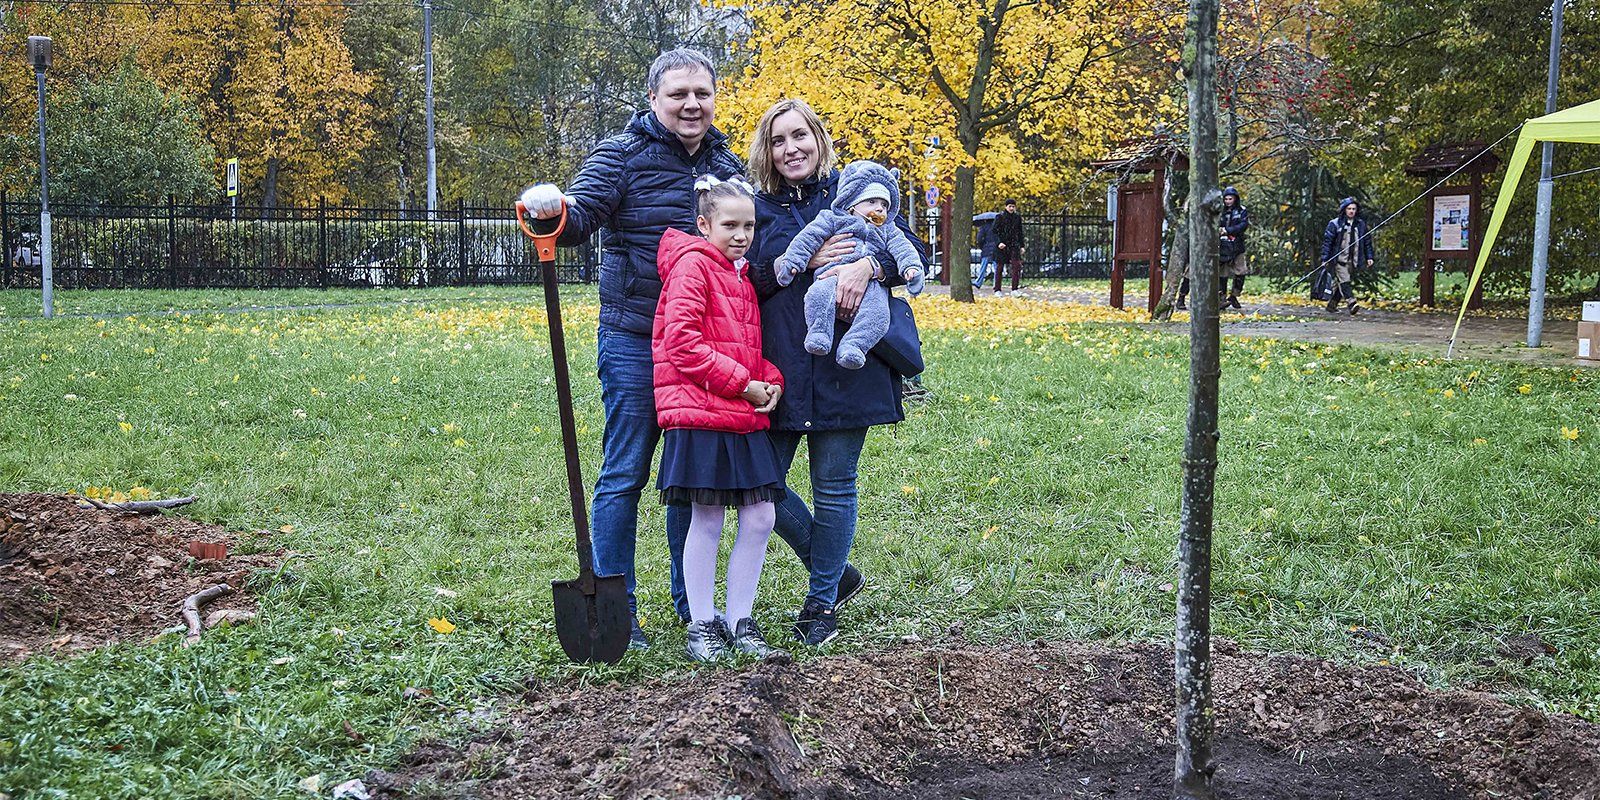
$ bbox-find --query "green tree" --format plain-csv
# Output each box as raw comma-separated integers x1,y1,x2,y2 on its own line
1327,0,1600,294
0,61,215,205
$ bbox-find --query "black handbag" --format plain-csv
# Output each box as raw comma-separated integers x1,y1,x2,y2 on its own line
1309,266,1336,301
869,293,924,377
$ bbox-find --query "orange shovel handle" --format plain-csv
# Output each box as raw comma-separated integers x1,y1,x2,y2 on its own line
515,198,568,263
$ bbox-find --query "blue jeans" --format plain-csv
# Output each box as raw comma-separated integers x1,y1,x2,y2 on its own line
591,328,691,619
972,255,997,287
769,427,868,608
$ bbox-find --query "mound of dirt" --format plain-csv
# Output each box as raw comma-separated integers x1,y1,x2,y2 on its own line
0,493,280,660
383,641,1600,800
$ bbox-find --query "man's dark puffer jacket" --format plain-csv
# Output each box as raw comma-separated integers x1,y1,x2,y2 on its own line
557,109,745,336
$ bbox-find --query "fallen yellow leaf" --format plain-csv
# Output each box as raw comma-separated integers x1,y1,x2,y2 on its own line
427,617,456,634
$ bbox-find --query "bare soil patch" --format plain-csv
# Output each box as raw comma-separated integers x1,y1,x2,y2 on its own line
0,493,280,660
381,640,1600,800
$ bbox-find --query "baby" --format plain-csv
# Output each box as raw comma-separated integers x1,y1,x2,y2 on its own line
776,160,926,369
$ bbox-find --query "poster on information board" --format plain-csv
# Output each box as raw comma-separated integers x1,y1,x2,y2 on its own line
1430,193,1471,255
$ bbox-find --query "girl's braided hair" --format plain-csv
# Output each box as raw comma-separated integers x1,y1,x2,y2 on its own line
694,174,755,218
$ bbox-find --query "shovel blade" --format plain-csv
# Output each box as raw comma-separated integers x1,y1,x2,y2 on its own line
551,573,631,664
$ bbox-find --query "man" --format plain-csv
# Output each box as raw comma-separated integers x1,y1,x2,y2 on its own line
517,49,744,649
1218,186,1250,309
992,198,1024,295
1319,197,1374,315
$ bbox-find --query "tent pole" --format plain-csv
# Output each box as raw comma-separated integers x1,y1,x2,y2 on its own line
1527,0,1564,348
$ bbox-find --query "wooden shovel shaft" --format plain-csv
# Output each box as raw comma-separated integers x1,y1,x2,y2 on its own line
540,258,596,588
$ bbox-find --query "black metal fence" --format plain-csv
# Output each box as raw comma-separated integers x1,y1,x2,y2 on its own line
0,194,597,291
916,212,1115,281
1,194,1115,291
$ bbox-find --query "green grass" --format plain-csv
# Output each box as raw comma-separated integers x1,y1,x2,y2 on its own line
0,288,1597,798
0,285,557,319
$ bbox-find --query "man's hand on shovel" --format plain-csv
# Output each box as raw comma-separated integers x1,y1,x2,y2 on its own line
520,184,570,220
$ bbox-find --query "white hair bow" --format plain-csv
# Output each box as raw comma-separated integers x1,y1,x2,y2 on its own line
694,174,754,194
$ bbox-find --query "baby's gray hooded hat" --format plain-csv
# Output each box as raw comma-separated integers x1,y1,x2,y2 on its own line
833,160,902,219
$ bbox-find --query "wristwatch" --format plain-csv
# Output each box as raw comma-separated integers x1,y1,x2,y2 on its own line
866,255,885,281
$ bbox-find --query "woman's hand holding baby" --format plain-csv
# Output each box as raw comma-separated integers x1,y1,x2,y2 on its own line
808,234,856,271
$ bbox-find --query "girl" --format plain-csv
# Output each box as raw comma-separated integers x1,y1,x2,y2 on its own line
654,175,788,662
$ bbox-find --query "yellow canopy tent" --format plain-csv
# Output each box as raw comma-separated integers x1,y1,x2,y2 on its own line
1450,97,1600,350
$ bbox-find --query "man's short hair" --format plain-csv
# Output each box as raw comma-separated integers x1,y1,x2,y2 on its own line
1004,198,1017,206
648,48,716,93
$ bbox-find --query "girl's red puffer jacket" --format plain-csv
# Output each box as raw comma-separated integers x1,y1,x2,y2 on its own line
652,228,783,433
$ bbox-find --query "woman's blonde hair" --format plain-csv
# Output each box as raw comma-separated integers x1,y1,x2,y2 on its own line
747,98,837,194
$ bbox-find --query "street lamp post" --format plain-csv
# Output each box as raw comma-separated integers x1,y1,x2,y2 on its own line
1527,0,1564,348
28,35,52,319
423,0,438,216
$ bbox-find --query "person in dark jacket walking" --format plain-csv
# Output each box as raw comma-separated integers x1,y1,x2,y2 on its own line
1319,196,1374,315
1218,187,1251,309
745,98,919,645
518,48,745,649
1178,186,1250,310
992,199,1024,294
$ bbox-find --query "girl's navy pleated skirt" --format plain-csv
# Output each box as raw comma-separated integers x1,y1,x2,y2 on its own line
658,428,786,507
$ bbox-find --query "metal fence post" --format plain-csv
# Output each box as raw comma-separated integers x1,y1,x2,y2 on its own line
1059,212,1068,275
167,195,179,288
455,198,467,286
1,190,10,288
317,196,329,288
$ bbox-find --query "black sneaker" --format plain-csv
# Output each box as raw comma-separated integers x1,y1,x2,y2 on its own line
1348,300,1360,316
729,618,789,661
1227,295,1242,310
795,602,838,646
684,619,730,662
629,617,651,651
1175,299,1187,311
836,564,866,610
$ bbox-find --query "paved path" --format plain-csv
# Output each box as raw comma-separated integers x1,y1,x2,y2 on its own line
927,283,1595,368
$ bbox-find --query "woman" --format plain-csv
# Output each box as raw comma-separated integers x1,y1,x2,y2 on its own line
745,99,919,645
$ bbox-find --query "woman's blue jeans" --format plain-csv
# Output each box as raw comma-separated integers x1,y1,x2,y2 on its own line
768,427,868,608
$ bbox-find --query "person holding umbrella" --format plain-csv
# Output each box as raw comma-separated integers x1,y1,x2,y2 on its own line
971,212,998,289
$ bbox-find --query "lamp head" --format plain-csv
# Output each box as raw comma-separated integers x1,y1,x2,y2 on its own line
27,37,52,73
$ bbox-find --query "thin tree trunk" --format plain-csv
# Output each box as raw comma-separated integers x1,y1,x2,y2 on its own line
1153,204,1190,321
950,163,976,302
263,157,281,210
1175,0,1222,796
1154,157,1191,322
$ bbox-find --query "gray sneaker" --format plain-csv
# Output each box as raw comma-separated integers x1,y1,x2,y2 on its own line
729,618,789,661
684,619,730,663
628,617,651,651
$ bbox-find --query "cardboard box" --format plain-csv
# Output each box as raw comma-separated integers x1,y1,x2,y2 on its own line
1580,321,1600,361
1583,301,1600,322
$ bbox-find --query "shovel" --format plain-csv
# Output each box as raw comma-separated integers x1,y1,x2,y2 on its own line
516,198,631,665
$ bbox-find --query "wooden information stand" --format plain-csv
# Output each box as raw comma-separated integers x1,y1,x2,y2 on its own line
1405,142,1500,309
1091,137,1186,312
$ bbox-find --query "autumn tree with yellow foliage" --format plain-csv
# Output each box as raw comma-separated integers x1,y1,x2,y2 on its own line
137,4,374,206
723,0,1181,300
0,3,373,206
